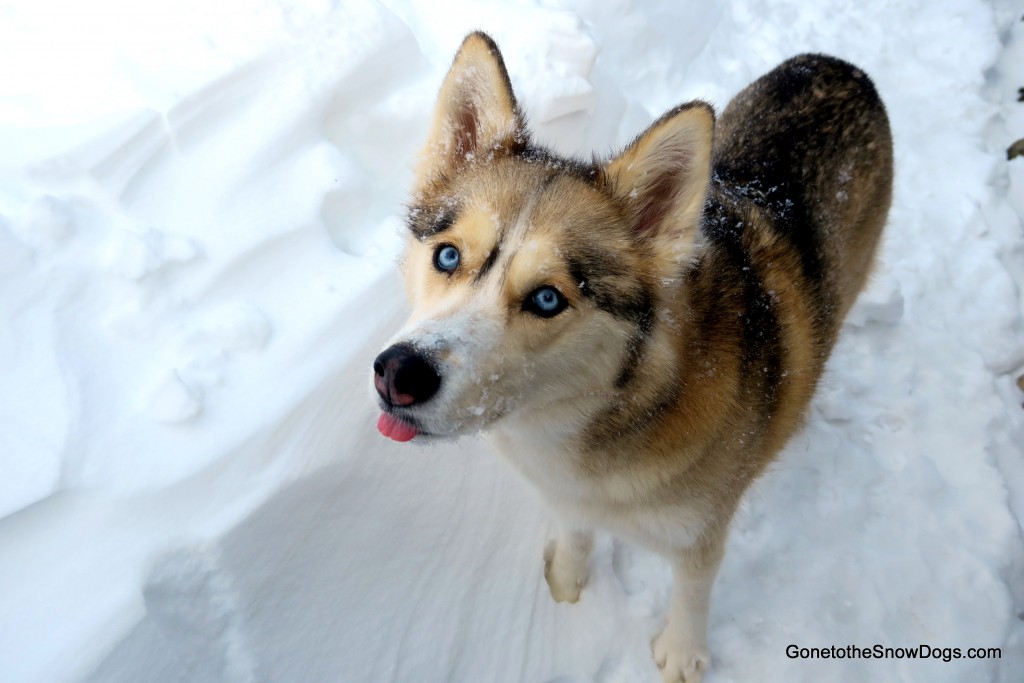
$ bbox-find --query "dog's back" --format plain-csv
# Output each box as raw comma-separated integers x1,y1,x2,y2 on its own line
714,54,893,328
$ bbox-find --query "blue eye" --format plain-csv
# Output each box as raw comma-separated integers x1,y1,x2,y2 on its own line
434,244,460,272
526,286,567,318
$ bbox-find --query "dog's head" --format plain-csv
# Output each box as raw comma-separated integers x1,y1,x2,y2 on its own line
374,32,713,443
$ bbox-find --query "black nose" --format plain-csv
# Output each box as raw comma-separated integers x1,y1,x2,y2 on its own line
373,344,441,407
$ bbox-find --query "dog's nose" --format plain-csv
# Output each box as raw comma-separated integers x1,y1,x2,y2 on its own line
373,344,441,407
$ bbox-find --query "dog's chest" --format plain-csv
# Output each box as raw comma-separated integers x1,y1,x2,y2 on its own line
485,430,709,551
486,430,593,501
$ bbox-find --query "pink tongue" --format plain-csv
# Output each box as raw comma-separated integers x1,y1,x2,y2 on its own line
377,412,419,442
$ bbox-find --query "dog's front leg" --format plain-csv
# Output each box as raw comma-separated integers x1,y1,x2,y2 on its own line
652,534,725,683
543,528,593,604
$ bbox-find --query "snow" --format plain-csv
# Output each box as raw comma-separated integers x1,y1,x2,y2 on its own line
1,0,1022,682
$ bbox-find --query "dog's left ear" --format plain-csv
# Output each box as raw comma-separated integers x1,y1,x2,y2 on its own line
605,102,714,265
416,32,524,191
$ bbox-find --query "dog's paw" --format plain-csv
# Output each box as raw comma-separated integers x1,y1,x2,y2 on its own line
651,625,710,683
543,540,587,604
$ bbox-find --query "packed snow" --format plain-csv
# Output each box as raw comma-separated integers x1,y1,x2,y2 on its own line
2,1,1023,682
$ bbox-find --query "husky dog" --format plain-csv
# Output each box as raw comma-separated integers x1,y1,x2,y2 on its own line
372,32,892,682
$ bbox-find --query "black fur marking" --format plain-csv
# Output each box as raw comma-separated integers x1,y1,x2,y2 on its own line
407,203,459,240
567,259,588,297
519,144,601,185
712,161,825,293
565,253,648,322
474,243,501,282
702,198,785,418
566,252,656,388
614,291,655,388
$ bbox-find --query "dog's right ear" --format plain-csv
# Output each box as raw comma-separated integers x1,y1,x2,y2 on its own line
416,32,524,191
604,102,714,271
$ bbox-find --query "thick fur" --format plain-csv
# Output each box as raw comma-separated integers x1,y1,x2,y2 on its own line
378,32,893,683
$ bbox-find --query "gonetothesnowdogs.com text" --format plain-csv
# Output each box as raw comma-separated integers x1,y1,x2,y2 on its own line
786,644,1001,663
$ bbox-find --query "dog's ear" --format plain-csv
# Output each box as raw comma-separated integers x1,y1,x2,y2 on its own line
605,102,714,265
416,32,524,190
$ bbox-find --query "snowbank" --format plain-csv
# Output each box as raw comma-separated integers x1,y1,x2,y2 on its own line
1,1,1021,682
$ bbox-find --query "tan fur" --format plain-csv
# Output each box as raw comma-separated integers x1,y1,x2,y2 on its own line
378,33,893,683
